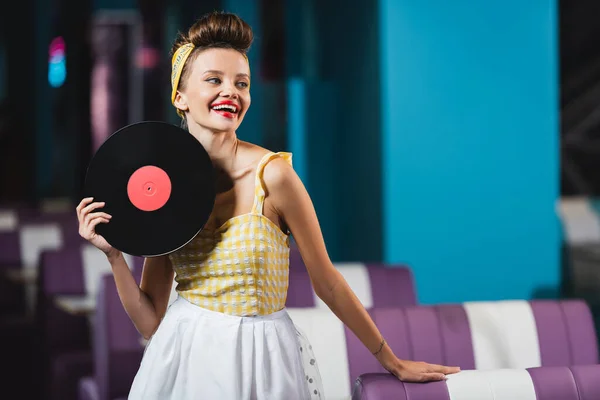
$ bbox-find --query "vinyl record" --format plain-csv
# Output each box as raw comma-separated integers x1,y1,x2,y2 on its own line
84,121,215,257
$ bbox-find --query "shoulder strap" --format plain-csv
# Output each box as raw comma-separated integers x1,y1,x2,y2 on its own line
251,152,293,215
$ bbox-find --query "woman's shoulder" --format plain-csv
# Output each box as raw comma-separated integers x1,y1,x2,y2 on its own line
238,141,292,170
238,141,295,190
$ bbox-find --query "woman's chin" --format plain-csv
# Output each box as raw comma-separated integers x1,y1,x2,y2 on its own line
201,121,240,133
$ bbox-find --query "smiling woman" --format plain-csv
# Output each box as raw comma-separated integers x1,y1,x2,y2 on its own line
75,10,460,400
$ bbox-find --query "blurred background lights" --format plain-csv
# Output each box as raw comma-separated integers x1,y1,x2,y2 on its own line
48,36,66,88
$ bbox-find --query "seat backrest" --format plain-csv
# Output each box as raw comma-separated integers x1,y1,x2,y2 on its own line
286,263,416,308
0,230,21,265
0,214,82,269
0,230,25,314
37,247,89,353
37,246,139,356
352,365,600,400
18,222,64,269
94,274,144,400
287,299,598,399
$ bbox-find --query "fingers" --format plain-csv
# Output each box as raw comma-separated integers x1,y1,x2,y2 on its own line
397,371,446,383
426,363,460,375
76,197,94,219
79,211,112,239
76,197,94,211
77,198,106,223
420,373,447,382
443,366,461,374
395,361,460,383
82,201,106,217
84,212,111,225
88,216,110,231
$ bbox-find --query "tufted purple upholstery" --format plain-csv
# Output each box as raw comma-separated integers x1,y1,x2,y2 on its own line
286,263,417,308
0,231,25,315
287,299,599,398
352,365,600,400
371,301,598,369
79,273,144,400
530,300,599,366
37,248,91,400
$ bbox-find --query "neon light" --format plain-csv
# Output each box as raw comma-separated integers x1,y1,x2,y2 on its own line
48,36,66,88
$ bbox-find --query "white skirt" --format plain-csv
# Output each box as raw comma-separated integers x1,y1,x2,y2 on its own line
128,296,325,400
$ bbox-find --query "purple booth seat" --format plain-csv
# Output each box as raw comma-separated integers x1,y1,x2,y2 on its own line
0,231,25,315
0,230,21,266
0,205,39,231
79,273,144,400
287,299,598,399
37,247,93,400
0,217,85,318
352,365,600,400
287,262,416,308
38,247,143,400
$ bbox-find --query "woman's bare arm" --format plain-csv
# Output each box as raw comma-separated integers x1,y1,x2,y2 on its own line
109,252,174,339
77,197,174,340
262,159,460,383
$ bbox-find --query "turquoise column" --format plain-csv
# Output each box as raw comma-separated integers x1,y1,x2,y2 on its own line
223,0,263,146
380,1,560,303
285,0,340,259
285,0,382,262
286,79,339,258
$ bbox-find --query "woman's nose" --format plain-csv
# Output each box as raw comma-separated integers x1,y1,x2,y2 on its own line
220,82,238,98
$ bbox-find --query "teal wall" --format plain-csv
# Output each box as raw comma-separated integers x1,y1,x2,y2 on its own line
285,0,382,262
379,0,560,303
223,0,263,146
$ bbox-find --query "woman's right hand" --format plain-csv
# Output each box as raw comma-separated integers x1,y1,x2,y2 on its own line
76,197,116,257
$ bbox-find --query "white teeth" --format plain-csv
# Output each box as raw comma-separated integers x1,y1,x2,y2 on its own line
212,104,237,112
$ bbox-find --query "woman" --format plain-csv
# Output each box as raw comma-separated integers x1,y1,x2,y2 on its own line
76,11,459,399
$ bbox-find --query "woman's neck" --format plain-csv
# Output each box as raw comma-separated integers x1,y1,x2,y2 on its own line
189,125,240,172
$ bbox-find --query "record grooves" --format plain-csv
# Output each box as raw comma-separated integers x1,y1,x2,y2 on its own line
84,121,216,257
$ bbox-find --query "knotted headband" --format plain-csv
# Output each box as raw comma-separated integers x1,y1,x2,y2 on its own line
171,43,195,117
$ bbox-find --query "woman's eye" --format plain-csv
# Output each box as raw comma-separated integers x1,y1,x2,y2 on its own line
207,77,221,84
237,82,249,89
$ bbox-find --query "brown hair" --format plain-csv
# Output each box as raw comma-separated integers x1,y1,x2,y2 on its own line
171,11,253,94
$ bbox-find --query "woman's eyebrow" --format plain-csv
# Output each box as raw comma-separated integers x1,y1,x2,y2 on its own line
203,70,249,79
203,69,224,75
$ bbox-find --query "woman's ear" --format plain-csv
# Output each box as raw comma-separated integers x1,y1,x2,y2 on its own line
173,92,189,114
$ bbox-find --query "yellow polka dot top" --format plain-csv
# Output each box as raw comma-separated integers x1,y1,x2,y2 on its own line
169,152,292,316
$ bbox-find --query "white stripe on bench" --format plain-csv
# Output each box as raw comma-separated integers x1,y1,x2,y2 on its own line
446,369,536,400
20,223,63,269
464,300,541,369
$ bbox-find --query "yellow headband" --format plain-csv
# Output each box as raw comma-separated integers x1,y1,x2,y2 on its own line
171,43,195,116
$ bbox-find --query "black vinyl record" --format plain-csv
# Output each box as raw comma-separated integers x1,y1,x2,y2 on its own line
84,121,215,257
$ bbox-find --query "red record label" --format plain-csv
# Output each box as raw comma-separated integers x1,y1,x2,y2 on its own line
127,165,172,211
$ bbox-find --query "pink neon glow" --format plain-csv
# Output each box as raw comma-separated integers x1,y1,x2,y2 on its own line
49,36,66,58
